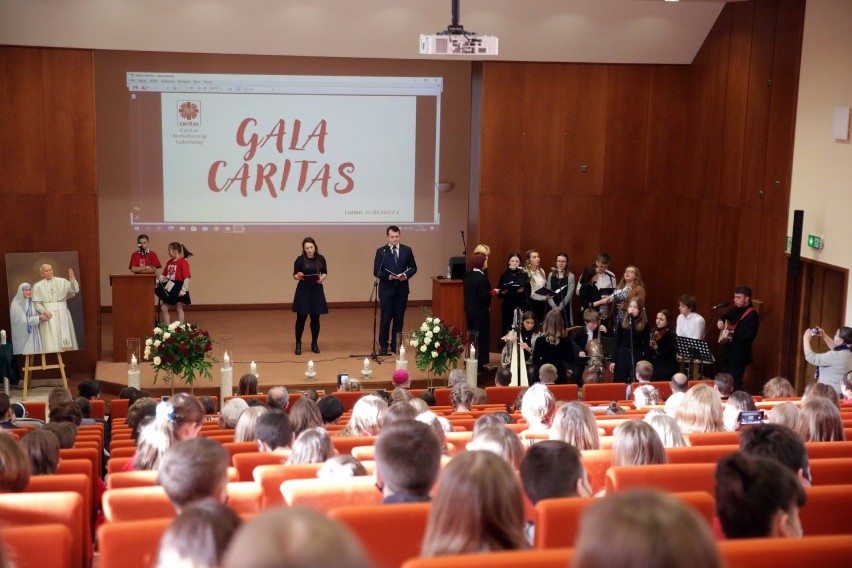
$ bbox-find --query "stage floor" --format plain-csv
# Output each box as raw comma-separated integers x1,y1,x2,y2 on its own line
96,307,495,396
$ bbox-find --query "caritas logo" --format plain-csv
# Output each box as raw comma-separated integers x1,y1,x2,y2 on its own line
178,100,201,126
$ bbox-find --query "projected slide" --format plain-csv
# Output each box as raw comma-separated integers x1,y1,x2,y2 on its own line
127,73,443,230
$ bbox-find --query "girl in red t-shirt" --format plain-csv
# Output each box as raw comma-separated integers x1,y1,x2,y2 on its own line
156,242,193,324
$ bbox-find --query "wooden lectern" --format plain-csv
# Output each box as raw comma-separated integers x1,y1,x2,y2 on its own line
110,274,156,362
431,277,466,335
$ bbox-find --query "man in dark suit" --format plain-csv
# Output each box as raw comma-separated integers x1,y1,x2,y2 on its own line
716,285,760,391
373,225,417,355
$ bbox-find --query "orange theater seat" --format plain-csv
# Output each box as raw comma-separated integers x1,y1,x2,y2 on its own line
684,431,741,446
223,441,262,463
232,451,286,481
485,386,525,406
97,518,170,568
665,445,737,464
280,476,381,513
582,383,629,403
332,435,377,456
809,458,852,486
3,523,73,568
106,470,158,490
329,502,431,568
22,401,47,421
801,485,852,536
88,399,106,419
254,463,324,508
580,449,613,494
433,388,452,406
718,535,852,567
103,486,176,522
401,548,574,568
328,391,371,412
547,384,579,402
0,492,85,568
806,441,852,459
605,463,717,495
110,398,130,420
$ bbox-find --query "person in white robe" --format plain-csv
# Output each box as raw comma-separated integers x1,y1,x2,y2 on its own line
32,264,80,352
9,282,46,354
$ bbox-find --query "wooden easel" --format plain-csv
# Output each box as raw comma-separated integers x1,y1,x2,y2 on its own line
22,352,68,399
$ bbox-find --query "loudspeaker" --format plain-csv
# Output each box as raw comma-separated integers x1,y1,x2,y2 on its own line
449,256,466,279
789,209,803,274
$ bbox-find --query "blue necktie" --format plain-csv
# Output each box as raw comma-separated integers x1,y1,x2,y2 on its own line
393,246,399,267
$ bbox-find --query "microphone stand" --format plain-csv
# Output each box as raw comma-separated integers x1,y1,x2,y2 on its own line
353,246,388,363
627,314,636,400
460,230,467,257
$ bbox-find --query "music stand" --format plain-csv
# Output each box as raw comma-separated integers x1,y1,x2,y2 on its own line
676,336,715,379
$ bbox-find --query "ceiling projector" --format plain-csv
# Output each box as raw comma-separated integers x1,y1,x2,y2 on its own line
419,0,498,56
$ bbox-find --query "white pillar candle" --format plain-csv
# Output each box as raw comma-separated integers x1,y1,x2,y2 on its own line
399,346,406,361
308,360,314,371
223,351,230,368
363,357,370,370
465,357,478,389
470,345,476,360
395,359,408,372
220,366,233,402
250,361,257,375
127,369,141,390
130,354,137,367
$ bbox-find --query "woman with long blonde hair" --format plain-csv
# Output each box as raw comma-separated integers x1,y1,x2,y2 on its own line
336,395,387,438
675,384,724,434
550,401,600,451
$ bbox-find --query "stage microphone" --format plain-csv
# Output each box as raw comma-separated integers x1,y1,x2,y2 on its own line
713,301,730,310
138,244,146,255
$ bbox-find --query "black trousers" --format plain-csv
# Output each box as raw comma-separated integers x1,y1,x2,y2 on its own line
379,290,408,351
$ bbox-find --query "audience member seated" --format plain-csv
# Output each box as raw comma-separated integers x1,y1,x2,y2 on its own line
612,420,667,468
234,406,268,443
675,384,724,434
494,367,512,387
337,395,386,438
472,388,488,405
156,500,242,568
739,423,811,487
238,373,258,396
521,383,556,431
520,440,591,504
450,383,474,413
73,397,98,425
287,398,322,438
118,386,138,401
512,388,527,413
0,395,15,429
409,398,429,415
841,370,852,404
222,507,371,568
303,389,319,402
715,452,805,539
158,437,229,512
254,410,294,454
538,363,558,385
473,413,509,437
287,428,334,465
340,379,362,392
0,433,30,493
392,369,411,389
762,376,796,398
804,382,840,408
723,390,758,432
644,412,687,448
634,360,653,383
713,373,733,400
414,411,450,455
768,402,801,431
390,386,413,406
266,386,290,411
47,386,72,412
604,401,627,416
133,395,206,471
318,396,344,425
317,455,368,480
374,420,442,504
21,429,60,475
448,368,467,388
573,490,722,568
48,401,83,426
664,373,689,416
418,390,437,407
198,395,216,415
77,378,103,400
797,396,845,442
467,425,524,469
632,384,660,409
421,451,527,557
384,402,418,425
42,422,76,449
219,398,249,430
126,397,158,441
549,401,600,451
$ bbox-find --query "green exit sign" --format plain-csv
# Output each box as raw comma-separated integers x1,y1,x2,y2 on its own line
807,234,824,250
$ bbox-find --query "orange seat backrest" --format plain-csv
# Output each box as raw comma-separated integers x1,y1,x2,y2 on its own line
223,441,262,463
401,548,574,568
109,438,137,451
605,463,717,494
280,476,382,513
547,384,579,402
26,473,92,562
433,388,452,406
582,383,629,403
332,436,377,456
88,399,106,419
107,457,134,474
97,518,170,568
801,485,852,536
110,446,136,458
445,431,473,448
109,398,130,420
647,381,674,400
580,449,613,494
806,441,852,459
329,502,431,568
106,470,158,490
351,445,376,461
326,391,372,412
22,401,47,421
3,523,72,568
718,535,852,567
665,444,738,464
594,418,637,436
809,458,852,486
226,481,262,514
103,486,176,522
60,447,101,483
0,492,85,568
232,451,286,482
685,431,741,446
485,386,525,406
254,463,324,508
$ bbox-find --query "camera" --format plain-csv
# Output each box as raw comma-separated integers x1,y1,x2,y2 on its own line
737,410,764,426
161,395,170,402
337,373,349,386
811,327,820,336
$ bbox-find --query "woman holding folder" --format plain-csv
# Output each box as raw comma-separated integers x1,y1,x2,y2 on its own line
292,237,328,355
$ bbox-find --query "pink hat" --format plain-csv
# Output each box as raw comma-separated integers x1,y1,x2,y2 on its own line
392,369,410,386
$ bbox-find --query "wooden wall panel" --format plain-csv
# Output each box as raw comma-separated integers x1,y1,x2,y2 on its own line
522,64,568,195
561,65,608,197
644,66,690,198
0,46,100,375
480,64,526,196
602,66,649,199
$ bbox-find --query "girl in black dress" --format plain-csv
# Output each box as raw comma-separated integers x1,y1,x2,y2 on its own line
292,237,328,355
649,309,679,380
497,252,530,336
531,308,575,385
577,264,610,313
609,297,650,383
547,252,576,327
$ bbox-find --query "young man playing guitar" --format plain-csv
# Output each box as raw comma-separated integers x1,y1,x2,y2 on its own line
716,285,759,391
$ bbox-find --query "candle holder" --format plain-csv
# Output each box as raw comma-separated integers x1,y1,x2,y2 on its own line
220,335,233,370
465,330,479,388
305,360,316,383
361,358,373,381
126,338,141,389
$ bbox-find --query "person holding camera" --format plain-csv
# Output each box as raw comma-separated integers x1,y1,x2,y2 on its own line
802,326,852,396
129,234,162,274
